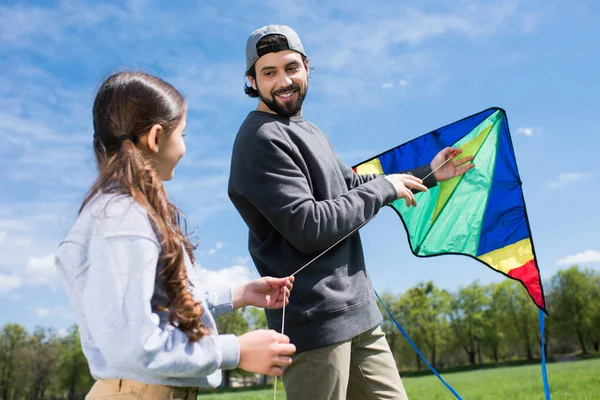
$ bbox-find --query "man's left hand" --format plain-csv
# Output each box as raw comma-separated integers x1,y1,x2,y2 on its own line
431,147,475,182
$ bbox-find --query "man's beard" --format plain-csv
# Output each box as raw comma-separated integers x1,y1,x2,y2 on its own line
258,82,307,117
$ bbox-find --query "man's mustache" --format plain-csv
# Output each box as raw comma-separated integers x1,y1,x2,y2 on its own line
272,84,301,96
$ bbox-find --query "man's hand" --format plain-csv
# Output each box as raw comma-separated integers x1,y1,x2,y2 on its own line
233,276,294,310
384,174,428,207
431,147,475,182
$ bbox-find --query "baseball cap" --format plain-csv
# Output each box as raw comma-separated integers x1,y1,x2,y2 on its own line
245,25,306,72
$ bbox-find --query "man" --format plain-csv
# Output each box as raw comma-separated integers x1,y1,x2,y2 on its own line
228,25,474,400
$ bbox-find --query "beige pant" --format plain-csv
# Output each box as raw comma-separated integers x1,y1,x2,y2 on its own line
282,325,408,400
86,379,199,400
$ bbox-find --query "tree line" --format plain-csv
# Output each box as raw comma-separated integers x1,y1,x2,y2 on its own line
377,265,600,372
1,265,598,398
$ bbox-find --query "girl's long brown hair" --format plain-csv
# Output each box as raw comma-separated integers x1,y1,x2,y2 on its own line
82,71,208,341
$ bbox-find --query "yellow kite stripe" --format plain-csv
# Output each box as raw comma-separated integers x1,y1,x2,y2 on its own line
478,238,533,274
355,158,384,175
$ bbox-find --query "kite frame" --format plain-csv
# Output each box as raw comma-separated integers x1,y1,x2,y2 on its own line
352,107,548,315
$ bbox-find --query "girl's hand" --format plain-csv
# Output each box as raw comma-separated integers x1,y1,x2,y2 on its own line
233,276,294,310
237,330,296,376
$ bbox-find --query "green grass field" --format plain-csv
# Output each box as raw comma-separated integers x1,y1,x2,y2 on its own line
198,359,599,399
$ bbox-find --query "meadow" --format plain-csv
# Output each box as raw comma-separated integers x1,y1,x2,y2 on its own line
198,359,599,399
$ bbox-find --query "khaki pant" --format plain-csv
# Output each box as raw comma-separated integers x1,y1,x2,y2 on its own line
86,379,199,400
283,325,408,400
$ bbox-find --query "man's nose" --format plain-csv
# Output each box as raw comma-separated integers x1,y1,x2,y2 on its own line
276,73,293,89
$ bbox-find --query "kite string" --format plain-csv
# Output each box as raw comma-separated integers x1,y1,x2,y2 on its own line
273,290,287,400
274,217,366,399
375,290,463,399
539,309,551,399
273,150,457,399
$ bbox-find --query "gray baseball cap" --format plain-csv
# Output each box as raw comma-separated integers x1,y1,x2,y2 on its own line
245,25,306,72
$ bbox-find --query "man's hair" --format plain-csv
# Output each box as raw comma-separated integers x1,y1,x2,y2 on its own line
244,34,308,98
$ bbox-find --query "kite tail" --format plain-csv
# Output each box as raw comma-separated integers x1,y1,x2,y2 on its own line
539,309,551,399
374,290,463,400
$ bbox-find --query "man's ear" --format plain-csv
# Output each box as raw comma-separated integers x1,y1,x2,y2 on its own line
140,124,163,153
247,75,257,90
304,59,310,77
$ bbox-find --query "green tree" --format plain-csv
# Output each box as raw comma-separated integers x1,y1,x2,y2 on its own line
448,281,489,365
215,309,249,388
481,283,506,364
397,282,451,369
0,324,28,400
494,280,537,360
549,266,597,354
376,291,420,371
589,272,600,352
26,327,60,400
244,307,267,331
377,291,401,358
56,325,93,398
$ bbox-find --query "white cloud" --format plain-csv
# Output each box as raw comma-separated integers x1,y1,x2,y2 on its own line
517,126,542,136
381,82,394,89
203,241,229,256
0,275,22,294
547,172,593,189
0,219,29,231
0,231,34,249
557,250,600,266
251,0,549,104
25,254,57,286
36,308,50,317
193,264,256,292
35,306,73,320
234,256,250,265
517,127,533,136
399,79,409,86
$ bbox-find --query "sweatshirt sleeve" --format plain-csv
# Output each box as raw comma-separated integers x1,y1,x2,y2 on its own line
337,156,438,191
203,289,234,319
336,156,380,189
82,231,240,380
406,164,438,189
230,125,398,254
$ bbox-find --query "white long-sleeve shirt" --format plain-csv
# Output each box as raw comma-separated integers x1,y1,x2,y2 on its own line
55,192,239,387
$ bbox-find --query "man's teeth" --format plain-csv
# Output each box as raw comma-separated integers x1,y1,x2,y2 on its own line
278,91,294,98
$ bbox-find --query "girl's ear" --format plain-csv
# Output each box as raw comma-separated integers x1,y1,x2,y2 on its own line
140,124,163,153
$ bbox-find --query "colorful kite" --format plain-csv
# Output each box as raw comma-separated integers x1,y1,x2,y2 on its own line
353,107,547,313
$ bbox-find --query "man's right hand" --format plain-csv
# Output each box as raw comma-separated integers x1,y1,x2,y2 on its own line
237,330,296,376
384,174,428,207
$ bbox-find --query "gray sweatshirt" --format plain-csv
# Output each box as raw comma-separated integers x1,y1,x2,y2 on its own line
54,192,239,387
228,111,436,352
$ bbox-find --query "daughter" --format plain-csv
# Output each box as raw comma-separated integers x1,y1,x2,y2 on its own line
55,71,295,399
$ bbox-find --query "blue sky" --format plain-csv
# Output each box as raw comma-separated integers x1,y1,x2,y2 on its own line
1,0,599,335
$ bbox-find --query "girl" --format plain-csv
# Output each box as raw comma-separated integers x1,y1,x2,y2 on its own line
55,71,295,399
